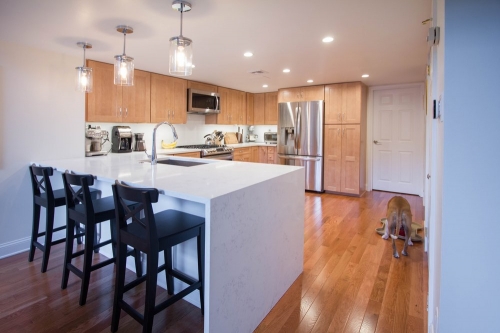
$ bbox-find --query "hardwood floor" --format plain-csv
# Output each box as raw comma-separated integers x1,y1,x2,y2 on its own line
0,191,427,333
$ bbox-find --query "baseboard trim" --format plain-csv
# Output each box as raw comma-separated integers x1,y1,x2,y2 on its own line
0,237,30,260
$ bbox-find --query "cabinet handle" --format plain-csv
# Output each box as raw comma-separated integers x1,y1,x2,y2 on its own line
338,113,341,121
125,108,128,117
172,110,175,117
119,107,122,116
343,112,346,120
337,128,340,136
168,110,171,119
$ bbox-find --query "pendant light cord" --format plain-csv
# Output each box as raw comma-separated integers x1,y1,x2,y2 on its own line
122,30,127,56
180,3,183,37
82,45,86,67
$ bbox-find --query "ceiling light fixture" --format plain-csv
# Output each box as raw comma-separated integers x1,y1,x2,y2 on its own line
263,84,268,88
244,52,253,57
75,42,93,93
283,69,290,73
362,74,370,78
322,36,334,43
307,79,313,83
169,0,193,76
114,25,134,86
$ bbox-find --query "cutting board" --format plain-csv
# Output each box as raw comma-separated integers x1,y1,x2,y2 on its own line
224,132,239,144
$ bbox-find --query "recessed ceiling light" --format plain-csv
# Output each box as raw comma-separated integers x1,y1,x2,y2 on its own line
307,80,313,83
322,36,334,43
283,68,290,73
361,74,369,78
263,84,268,88
191,64,196,68
244,52,253,57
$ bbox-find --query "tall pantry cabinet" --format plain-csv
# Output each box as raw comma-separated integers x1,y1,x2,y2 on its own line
324,82,367,195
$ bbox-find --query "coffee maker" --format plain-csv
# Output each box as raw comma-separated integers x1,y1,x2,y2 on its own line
134,133,146,151
111,126,133,153
85,125,109,157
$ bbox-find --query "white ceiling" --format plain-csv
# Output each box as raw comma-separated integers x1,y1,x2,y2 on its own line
0,0,431,93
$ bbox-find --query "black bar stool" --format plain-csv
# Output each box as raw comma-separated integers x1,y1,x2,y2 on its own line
111,180,205,333
28,164,93,273
61,171,143,306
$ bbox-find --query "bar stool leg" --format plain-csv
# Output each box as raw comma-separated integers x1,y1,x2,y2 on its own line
134,249,143,277
61,218,75,289
198,227,205,315
79,221,95,306
28,203,41,262
111,242,128,332
143,252,159,333
164,248,174,295
41,204,55,273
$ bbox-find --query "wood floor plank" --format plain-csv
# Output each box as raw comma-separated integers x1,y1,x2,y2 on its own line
0,191,427,333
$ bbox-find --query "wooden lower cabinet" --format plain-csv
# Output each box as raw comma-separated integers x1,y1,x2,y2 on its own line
257,146,277,164
251,146,259,162
324,124,365,195
172,151,200,158
233,147,252,162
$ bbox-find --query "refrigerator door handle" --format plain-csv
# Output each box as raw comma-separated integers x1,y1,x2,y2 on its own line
278,154,321,162
295,106,301,150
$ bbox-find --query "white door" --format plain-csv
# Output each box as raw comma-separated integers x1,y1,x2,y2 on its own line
372,86,425,195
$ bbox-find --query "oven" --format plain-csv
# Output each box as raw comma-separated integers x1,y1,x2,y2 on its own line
175,144,234,160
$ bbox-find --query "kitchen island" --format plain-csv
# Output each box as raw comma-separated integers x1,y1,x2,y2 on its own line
38,152,305,333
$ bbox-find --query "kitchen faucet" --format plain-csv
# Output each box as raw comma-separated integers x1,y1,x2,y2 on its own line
146,121,178,165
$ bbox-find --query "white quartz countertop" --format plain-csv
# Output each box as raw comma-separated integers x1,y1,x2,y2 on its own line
38,152,300,204
226,142,277,148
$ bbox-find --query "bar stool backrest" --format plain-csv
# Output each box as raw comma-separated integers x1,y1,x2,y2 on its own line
62,171,96,217
29,164,55,202
112,181,160,252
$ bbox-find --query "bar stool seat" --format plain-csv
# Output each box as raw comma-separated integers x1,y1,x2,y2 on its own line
111,180,205,333
28,164,98,273
61,171,142,306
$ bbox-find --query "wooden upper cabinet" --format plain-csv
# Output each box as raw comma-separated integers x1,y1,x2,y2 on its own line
86,60,121,122
264,91,278,125
246,93,254,125
236,90,247,125
253,93,265,125
206,87,246,125
187,81,217,93
325,82,366,124
278,85,324,103
150,73,187,124
86,60,150,123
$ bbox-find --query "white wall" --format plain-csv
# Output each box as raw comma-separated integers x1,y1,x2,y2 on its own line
0,40,85,256
436,0,500,332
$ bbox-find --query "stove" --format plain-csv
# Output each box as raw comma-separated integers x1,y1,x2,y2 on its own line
176,144,234,160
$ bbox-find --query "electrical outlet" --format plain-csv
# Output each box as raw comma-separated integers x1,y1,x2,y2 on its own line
424,226,429,252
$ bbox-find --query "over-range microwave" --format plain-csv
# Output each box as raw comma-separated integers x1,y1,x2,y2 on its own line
187,89,220,114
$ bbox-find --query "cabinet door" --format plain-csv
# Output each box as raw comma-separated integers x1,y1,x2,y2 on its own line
253,93,266,125
278,88,301,103
122,69,151,123
341,124,361,194
217,87,231,125
324,84,343,124
246,93,254,125
324,125,342,192
267,147,277,164
258,146,268,163
343,82,363,124
151,73,187,124
302,85,324,101
187,81,217,92
264,92,278,125
251,146,259,162
86,60,122,122
236,90,246,125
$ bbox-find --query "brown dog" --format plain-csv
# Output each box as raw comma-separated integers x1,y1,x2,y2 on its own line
382,196,413,258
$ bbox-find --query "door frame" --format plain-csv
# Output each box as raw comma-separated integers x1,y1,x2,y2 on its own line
366,82,426,196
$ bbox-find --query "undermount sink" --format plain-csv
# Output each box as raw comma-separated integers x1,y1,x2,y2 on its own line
156,159,206,167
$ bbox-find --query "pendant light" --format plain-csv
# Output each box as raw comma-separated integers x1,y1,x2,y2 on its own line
114,25,134,86
75,42,93,93
169,1,193,76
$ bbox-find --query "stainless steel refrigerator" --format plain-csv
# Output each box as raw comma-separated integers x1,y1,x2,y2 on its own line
278,100,324,192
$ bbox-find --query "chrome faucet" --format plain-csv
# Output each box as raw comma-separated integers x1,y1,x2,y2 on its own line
146,121,178,165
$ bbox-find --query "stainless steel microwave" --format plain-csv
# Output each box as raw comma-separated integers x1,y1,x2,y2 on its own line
264,132,278,144
187,89,220,114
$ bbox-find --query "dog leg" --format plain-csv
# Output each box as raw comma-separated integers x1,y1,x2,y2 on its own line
382,218,390,240
402,222,410,256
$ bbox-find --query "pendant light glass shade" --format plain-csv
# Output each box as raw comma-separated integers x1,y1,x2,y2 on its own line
169,36,193,76
169,1,193,76
75,42,93,93
114,25,134,86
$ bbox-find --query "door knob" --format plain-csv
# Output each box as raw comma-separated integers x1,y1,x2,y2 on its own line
373,140,382,145
427,174,431,179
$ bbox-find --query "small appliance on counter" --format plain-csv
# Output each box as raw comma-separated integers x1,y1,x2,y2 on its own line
134,133,146,151
264,131,278,144
246,125,258,142
112,126,133,153
85,125,109,157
